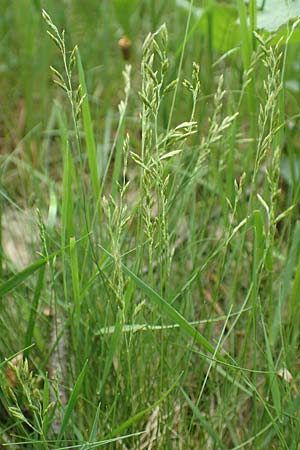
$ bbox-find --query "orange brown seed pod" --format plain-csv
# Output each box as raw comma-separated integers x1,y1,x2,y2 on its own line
118,36,132,60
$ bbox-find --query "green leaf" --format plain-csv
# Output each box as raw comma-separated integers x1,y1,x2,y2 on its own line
58,360,89,441
177,1,241,54
203,4,241,54
0,346,34,369
99,245,226,362
76,49,100,208
253,209,265,271
70,236,81,325
261,312,282,419
105,378,179,439
88,402,101,443
112,0,138,35
0,257,48,297
42,375,50,436
97,310,124,395
24,264,46,358
181,387,229,450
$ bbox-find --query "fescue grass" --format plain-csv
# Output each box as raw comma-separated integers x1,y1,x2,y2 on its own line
1,1,300,448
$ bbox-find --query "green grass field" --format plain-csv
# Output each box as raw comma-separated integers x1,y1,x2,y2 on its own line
1,1,300,448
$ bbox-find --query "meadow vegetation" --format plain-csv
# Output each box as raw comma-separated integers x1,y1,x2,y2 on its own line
1,0,300,448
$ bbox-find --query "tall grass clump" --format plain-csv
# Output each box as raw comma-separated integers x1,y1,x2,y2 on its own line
1,4,300,450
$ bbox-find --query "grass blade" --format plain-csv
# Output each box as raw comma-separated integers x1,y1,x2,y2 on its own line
181,387,229,450
0,257,49,298
104,378,179,439
70,236,81,344
88,402,101,443
58,359,89,441
24,264,46,358
42,375,50,437
99,245,226,361
97,310,124,396
76,49,100,206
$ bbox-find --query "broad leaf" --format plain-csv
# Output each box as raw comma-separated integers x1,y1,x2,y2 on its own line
257,0,300,31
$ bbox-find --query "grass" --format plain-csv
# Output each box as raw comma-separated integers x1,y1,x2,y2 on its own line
1,0,300,448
